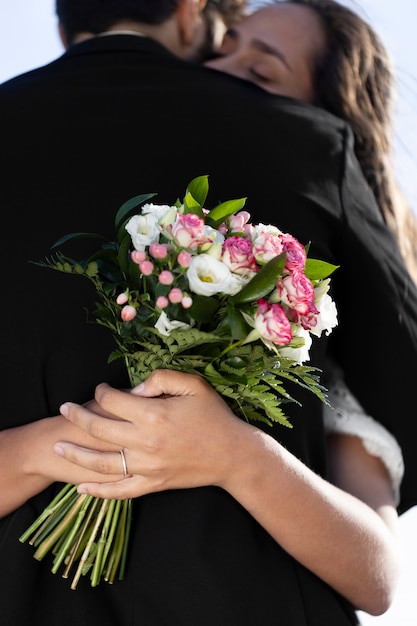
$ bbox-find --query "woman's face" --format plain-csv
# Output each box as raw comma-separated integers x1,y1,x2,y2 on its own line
205,4,326,102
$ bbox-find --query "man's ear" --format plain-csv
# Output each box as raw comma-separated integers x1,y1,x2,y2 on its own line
58,23,70,50
177,0,207,47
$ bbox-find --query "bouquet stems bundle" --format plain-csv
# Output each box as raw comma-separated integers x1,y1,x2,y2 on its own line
20,484,132,589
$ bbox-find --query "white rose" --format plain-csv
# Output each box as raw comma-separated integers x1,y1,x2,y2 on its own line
279,326,312,364
186,254,246,296
251,223,282,239
154,311,192,337
125,214,161,251
311,292,338,337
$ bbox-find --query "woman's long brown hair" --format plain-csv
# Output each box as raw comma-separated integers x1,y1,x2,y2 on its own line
288,0,417,283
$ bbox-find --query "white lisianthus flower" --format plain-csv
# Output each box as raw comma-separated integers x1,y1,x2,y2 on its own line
279,326,312,364
311,292,338,337
154,311,192,337
203,225,225,246
157,206,178,230
125,213,161,251
141,203,175,221
186,254,247,296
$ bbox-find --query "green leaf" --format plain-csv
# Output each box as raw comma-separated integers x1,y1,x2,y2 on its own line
183,191,205,218
188,295,220,322
233,254,286,304
205,198,246,227
305,258,339,281
226,306,250,341
114,193,157,231
185,175,209,207
117,232,133,276
52,232,105,249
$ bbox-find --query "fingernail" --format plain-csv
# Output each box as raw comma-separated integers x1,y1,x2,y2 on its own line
77,486,88,494
60,403,69,416
131,382,145,394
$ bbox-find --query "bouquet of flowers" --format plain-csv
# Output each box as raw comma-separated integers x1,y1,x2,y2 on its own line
20,175,338,589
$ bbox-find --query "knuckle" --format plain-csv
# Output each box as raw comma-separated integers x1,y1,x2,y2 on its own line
96,385,117,410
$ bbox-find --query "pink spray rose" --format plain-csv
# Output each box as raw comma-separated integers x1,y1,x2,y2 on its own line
277,271,319,329
228,211,251,233
281,233,307,272
252,231,284,264
221,236,258,276
254,299,292,346
169,213,208,249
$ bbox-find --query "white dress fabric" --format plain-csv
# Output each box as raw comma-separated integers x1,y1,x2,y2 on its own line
323,363,404,505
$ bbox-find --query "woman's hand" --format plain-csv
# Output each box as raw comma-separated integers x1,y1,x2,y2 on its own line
0,407,124,518
55,369,401,614
55,370,256,499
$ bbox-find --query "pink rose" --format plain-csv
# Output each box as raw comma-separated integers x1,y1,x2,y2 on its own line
281,233,306,272
252,231,284,263
169,214,207,249
254,299,292,346
221,236,258,276
228,211,251,233
277,271,318,329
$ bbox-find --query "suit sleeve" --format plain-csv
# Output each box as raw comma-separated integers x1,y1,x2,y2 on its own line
328,125,417,513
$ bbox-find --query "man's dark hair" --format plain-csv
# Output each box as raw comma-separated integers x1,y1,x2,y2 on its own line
56,0,181,44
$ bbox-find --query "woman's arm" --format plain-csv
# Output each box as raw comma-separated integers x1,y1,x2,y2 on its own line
0,411,123,519
54,370,400,616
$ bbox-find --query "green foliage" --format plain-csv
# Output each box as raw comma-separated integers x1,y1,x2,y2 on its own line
34,175,333,430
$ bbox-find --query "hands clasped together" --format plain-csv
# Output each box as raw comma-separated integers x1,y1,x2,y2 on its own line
55,370,257,500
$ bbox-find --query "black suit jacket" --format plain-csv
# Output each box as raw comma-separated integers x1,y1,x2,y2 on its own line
0,35,416,625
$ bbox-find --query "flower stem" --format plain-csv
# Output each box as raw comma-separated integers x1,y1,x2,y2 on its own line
90,499,117,587
105,499,128,584
62,497,101,578
19,484,77,544
119,499,133,580
70,498,110,590
51,495,94,574
33,494,89,561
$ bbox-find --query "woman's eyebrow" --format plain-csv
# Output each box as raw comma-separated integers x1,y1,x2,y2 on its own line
251,38,292,71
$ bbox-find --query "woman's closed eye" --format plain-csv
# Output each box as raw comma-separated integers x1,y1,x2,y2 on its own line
249,65,273,85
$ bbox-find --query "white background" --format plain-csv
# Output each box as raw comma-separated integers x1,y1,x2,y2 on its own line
0,1,416,623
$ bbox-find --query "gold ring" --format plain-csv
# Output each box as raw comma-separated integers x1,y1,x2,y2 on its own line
120,449,128,477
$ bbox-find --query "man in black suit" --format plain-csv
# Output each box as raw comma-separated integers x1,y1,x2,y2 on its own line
0,1,416,624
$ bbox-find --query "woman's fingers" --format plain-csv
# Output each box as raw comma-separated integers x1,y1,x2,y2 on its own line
59,398,133,447
56,371,254,499
54,442,127,477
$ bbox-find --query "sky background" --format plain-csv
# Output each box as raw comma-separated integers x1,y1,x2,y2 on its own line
0,1,416,623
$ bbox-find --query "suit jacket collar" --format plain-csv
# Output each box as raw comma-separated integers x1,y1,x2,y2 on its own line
63,34,175,62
